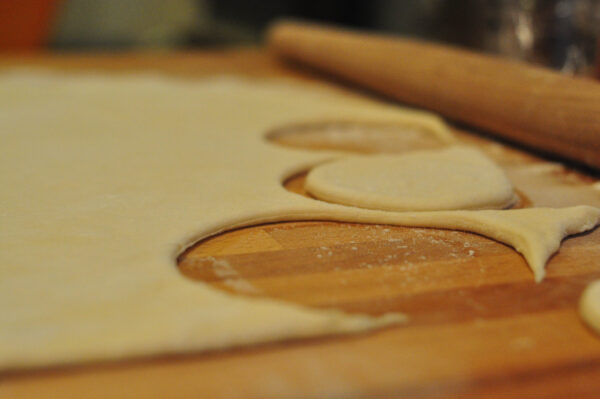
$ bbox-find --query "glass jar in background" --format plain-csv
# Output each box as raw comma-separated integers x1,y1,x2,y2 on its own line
484,0,600,77
374,0,599,78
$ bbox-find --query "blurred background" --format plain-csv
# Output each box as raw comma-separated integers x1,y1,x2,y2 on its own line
1,0,599,77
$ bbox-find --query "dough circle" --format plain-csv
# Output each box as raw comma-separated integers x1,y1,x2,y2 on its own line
580,280,600,335
305,146,516,212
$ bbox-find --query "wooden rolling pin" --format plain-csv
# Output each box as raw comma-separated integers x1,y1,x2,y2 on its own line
268,21,600,170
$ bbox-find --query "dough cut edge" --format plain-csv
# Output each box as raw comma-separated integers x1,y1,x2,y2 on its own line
0,288,407,371
296,205,600,283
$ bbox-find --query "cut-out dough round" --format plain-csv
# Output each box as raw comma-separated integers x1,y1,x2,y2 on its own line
580,280,600,335
305,146,516,211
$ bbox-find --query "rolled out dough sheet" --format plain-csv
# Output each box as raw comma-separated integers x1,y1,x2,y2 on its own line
1,71,599,370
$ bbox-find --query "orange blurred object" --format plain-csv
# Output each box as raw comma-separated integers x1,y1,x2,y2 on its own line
0,0,61,50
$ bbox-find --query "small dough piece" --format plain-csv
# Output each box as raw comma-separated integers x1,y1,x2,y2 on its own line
580,280,600,335
305,146,516,211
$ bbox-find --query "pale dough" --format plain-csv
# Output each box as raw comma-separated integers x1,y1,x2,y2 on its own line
305,147,516,211
1,71,599,370
580,280,600,335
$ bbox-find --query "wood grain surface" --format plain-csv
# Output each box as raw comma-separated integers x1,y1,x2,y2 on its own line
268,21,600,170
2,49,600,399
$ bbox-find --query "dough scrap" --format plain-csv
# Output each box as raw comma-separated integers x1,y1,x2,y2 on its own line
1,71,599,370
305,146,516,211
580,280,600,335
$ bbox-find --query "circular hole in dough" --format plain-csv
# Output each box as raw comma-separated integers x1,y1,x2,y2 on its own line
267,121,452,154
305,146,517,212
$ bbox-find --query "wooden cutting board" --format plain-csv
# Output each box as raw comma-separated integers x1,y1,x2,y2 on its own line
2,49,600,399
